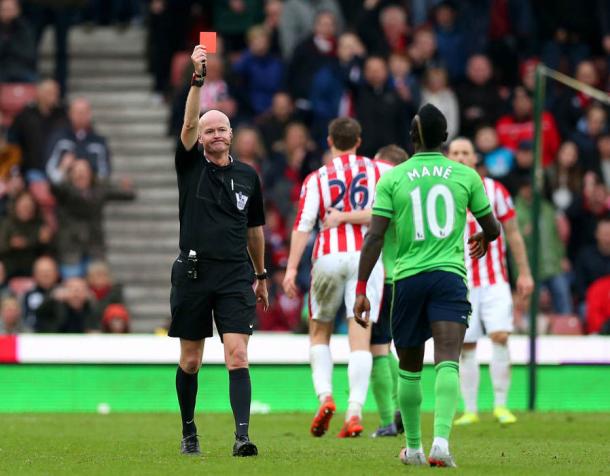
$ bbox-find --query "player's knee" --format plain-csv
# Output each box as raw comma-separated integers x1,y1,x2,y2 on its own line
490,332,509,345
227,347,248,369
180,356,201,374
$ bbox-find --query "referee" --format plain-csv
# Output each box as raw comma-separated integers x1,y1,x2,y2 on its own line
169,45,268,457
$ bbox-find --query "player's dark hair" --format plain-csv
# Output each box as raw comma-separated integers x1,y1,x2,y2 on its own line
414,103,448,149
329,117,362,150
376,144,409,164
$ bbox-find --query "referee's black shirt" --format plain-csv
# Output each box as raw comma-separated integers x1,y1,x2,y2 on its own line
175,140,265,262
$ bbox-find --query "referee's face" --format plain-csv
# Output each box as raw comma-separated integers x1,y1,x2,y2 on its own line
198,111,232,154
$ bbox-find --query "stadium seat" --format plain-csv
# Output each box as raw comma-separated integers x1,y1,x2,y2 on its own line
547,315,584,335
8,277,36,298
170,52,191,88
0,83,37,126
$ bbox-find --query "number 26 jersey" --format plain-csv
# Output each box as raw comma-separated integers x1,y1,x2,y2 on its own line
294,154,382,259
372,152,492,281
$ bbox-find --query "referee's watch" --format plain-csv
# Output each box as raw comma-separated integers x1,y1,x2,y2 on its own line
255,269,268,281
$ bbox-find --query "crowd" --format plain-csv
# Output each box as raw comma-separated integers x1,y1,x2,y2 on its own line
1,0,610,335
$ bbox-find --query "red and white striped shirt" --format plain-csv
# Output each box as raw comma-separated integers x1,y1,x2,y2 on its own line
294,154,380,260
465,177,515,288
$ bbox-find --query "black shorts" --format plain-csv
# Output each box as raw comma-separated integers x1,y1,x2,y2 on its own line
371,283,393,345
392,270,470,349
168,255,256,341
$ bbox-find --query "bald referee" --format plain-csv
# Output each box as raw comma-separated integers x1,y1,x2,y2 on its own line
169,45,268,457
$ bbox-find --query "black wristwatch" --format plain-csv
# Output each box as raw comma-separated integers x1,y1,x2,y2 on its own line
191,72,204,87
255,269,268,281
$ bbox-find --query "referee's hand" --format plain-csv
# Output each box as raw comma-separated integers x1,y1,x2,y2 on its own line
353,294,370,329
191,45,207,76
255,279,269,311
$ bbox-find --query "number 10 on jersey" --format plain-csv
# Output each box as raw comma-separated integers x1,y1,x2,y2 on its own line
410,184,455,240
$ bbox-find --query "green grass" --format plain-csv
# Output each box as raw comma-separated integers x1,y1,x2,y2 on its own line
1,413,609,475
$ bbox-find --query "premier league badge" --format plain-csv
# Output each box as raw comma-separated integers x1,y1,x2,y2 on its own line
236,191,249,210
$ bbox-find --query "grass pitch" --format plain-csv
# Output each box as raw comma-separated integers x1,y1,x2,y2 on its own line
0,412,608,475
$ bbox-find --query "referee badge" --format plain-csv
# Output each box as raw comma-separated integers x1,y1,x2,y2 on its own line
236,191,249,210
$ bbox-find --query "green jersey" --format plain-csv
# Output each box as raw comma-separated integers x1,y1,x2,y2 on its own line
382,220,397,284
372,152,491,281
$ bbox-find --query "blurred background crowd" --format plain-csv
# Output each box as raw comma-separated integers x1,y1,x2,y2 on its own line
0,0,609,336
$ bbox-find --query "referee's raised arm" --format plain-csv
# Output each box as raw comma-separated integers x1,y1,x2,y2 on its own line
180,45,207,151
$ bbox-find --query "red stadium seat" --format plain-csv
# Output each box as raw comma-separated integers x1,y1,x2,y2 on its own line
0,83,37,126
8,277,35,298
547,315,584,335
170,52,191,88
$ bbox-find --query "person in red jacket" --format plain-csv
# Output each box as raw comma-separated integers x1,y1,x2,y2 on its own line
496,86,561,167
586,276,610,334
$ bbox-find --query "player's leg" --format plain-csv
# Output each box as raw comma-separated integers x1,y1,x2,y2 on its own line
392,274,429,466
177,338,204,446
371,343,397,436
308,255,345,436
481,283,516,424
427,271,470,468
455,287,482,426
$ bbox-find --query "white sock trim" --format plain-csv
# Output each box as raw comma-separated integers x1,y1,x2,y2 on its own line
432,437,449,453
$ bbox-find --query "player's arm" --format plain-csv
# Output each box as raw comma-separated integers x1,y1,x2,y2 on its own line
322,208,372,229
247,226,269,310
354,215,390,328
283,173,319,298
469,212,500,259
503,217,534,299
180,45,207,151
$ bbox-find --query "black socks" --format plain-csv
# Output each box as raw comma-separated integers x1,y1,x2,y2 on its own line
176,366,198,437
229,368,251,438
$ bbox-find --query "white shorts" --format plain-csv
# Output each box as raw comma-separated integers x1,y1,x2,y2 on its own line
310,251,384,324
464,282,514,343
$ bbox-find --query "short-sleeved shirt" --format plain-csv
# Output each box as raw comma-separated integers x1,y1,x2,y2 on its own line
175,140,265,262
373,152,491,281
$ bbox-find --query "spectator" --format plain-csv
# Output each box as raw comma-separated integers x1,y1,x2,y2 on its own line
0,167,25,218
388,53,421,110
279,0,344,60
262,0,283,56
566,177,610,262
496,86,561,167
309,31,365,147
9,79,68,181
45,98,111,184
358,4,409,57
0,295,21,334
570,103,607,173
0,0,37,82
474,125,514,180
266,122,318,222
514,178,573,315
585,276,610,334
213,0,264,54
408,27,439,78
575,215,610,310
52,159,135,278
35,276,100,333
255,91,297,154
599,133,610,188
0,261,7,297
232,25,284,117
546,141,583,212
0,190,53,278
553,60,600,138
420,66,459,140
86,260,124,315
231,126,266,173
286,10,338,110
101,303,130,333
22,255,59,330
456,54,504,138
353,56,410,157
503,140,534,197
432,1,467,82
0,110,21,178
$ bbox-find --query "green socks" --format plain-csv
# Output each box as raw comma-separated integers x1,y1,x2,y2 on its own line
371,356,394,426
388,352,399,409
434,361,460,440
398,368,422,449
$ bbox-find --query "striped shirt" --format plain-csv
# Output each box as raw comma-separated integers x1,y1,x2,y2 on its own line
465,177,515,288
294,154,380,260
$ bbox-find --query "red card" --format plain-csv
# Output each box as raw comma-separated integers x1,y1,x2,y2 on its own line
200,32,217,54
